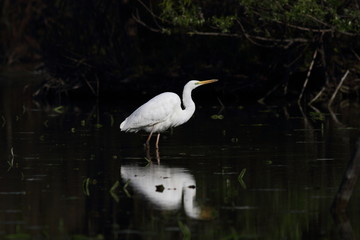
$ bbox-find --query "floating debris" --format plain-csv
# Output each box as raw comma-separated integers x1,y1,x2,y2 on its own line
155,184,165,192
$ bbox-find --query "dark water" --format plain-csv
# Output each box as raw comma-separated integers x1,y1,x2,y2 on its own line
1,70,360,240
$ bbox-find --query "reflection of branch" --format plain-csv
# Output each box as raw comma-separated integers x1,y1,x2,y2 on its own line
7,147,15,171
332,138,360,212
217,97,225,114
333,214,353,240
1,115,6,127
328,106,344,126
331,137,360,240
298,102,313,130
109,181,120,202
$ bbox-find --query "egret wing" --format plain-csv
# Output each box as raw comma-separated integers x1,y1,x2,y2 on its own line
121,92,181,131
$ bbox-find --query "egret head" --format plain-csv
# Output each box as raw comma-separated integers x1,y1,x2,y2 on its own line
186,79,218,90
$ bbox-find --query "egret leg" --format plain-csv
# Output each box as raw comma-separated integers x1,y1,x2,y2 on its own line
146,146,152,162
156,148,160,164
155,133,160,149
146,128,155,149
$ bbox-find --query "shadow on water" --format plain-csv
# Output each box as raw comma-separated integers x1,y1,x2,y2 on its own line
1,71,360,239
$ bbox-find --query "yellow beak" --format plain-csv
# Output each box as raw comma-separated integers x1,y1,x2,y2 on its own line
198,79,218,85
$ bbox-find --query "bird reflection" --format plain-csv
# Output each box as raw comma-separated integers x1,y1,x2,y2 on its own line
121,164,214,220
146,147,160,164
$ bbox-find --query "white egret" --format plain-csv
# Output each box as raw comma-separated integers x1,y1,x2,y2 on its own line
120,79,218,148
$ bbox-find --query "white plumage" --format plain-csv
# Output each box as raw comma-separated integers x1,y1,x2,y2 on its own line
120,79,218,148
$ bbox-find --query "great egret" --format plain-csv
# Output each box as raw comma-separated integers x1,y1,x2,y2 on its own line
120,79,218,148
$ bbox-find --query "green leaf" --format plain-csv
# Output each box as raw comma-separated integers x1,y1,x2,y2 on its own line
211,114,224,120
178,220,191,240
53,106,65,114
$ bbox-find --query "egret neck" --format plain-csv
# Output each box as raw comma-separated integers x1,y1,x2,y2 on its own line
178,81,197,125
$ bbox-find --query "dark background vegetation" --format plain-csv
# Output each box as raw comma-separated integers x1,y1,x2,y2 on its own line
1,0,360,105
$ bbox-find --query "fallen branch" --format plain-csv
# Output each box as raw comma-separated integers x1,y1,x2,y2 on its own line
309,42,330,104
83,75,97,96
328,70,350,108
298,48,318,104
309,85,327,104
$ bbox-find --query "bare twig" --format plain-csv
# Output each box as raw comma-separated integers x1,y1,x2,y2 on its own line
351,48,360,62
132,10,162,33
251,10,335,34
305,14,356,36
309,41,330,104
187,29,309,47
83,75,97,96
251,34,309,44
309,85,327,104
187,31,241,38
237,19,309,48
273,18,334,34
258,81,284,103
328,70,350,108
136,0,162,20
252,10,355,37
134,0,170,30
284,44,309,68
304,14,332,28
237,20,272,47
298,48,318,104
95,74,100,97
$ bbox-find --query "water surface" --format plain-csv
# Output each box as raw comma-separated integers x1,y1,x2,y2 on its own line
1,71,360,240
